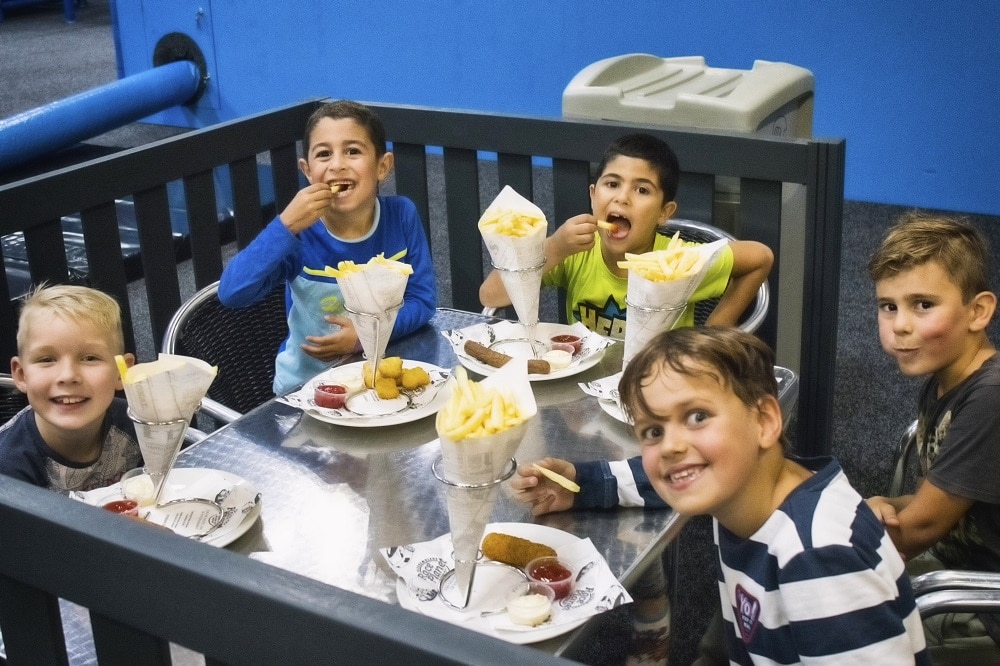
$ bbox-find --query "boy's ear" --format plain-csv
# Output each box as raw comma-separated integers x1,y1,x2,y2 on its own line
755,395,784,451
297,157,311,182
377,151,394,182
969,291,997,332
659,200,678,225
9,357,27,393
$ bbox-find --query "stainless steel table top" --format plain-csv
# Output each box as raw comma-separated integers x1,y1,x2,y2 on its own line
172,308,797,655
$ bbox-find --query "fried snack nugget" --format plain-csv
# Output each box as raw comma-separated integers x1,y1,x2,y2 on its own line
400,366,431,390
362,361,375,389
374,376,400,400
378,356,403,380
482,532,557,569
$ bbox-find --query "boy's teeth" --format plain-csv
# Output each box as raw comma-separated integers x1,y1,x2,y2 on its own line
56,396,84,404
670,467,700,483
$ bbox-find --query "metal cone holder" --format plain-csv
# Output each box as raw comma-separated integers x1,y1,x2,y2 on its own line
623,297,687,366
492,258,545,359
432,455,517,609
128,409,191,506
344,301,403,383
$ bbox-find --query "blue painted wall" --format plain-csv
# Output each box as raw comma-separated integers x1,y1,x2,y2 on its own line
114,0,1000,215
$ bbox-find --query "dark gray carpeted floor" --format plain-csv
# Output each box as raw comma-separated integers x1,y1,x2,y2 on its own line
4,3,1000,664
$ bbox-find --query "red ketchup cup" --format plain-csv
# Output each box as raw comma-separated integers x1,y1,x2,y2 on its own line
525,556,575,600
103,498,139,516
550,334,582,355
314,383,349,409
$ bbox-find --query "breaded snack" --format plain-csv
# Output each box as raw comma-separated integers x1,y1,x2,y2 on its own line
374,376,400,400
482,532,556,569
362,361,375,389
378,356,403,379
400,366,431,390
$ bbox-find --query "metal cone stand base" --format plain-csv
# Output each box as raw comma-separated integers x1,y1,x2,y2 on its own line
492,259,544,358
345,301,403,381
432,456,517,609
128,409,190,506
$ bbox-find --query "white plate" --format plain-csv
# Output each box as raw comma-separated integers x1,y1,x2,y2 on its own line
395,522,589,645
296,360,450,428
443,322,612,382
79,468,261,548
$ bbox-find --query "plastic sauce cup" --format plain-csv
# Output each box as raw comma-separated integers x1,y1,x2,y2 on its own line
314,383,349,409
103,498,139,516
525,556,575,600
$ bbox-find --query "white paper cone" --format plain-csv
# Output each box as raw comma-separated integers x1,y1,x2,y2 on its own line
130,414,188,502
121,354,217,423
434,361,536,600
622,239,730,366
338,266,409,364
496,264,542,330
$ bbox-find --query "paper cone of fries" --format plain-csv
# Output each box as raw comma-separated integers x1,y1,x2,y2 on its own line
479,186,547,331
334,256,412,366
117,353,217,502
435,361,537,605
622,238,729,365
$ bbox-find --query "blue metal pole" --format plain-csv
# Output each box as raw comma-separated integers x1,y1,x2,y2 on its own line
0,60,201,172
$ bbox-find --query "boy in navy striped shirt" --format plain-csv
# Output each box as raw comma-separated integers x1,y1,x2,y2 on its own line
516,326,928,663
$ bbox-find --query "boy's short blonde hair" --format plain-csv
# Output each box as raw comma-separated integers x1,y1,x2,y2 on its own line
619,326,788,451
868,212,992,302
17,284,125,355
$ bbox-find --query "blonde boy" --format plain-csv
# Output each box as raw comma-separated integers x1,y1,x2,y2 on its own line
1,284,140,492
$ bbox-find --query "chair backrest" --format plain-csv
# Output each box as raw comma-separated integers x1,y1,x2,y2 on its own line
162,281,288,416
662,218,769,333
0,374,28,426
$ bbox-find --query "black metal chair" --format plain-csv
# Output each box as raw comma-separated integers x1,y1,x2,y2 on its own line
161,281,288,424
1,374,28,426
482,218,770,332
887,420,1000,624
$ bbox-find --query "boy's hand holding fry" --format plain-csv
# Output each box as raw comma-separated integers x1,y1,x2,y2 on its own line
279,183,335,234
511,458,579,516
546,214,600,264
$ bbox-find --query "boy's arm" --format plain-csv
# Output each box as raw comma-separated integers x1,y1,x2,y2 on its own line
704,240,773,327
870,480,974,561
386,205,437,339
479,214,598,308
218,218,299,307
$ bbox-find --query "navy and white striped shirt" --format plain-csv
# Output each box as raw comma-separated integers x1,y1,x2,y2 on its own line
716,457,929,664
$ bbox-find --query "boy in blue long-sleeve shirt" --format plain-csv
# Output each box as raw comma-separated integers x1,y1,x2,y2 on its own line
219,101,436,395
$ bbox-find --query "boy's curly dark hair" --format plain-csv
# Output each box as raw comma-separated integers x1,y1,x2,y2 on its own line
303,100,387,158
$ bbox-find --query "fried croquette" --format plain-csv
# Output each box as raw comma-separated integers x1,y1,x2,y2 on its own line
400,366,431,390
374,376,400,400
481,532,556,569
378,356,403,379
362,361,375,389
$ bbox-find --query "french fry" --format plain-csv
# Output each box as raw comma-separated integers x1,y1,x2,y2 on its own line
617,233,708,282
304,253,413,279
532,463,580,493
436,367,527,440
478,209,546,238
330,183,348,193
596,219,616,231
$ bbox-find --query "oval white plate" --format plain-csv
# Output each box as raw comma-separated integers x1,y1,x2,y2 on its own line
301,360,450,428
396,522,588,645
79,468,261,548
448,322,611,382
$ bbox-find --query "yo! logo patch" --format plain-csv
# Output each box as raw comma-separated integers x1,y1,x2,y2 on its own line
735,584,760,644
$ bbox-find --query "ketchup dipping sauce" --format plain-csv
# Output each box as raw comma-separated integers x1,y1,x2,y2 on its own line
525,556,575,600
103,498,139,516
550,334,582,355
314,383,349,409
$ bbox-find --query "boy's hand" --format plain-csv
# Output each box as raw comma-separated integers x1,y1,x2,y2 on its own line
546,214,598,263
301,315,359,361
511,458,578,516
279,183,335,234
865,495,901,527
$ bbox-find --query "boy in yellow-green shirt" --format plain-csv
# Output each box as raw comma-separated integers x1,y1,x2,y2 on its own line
479,133,772,338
